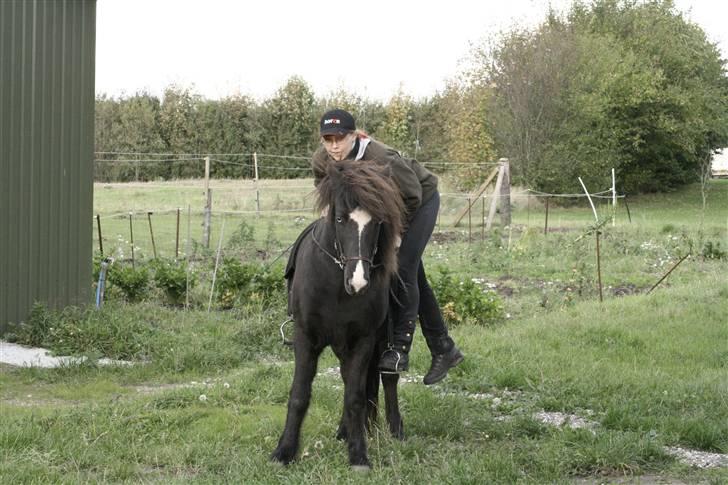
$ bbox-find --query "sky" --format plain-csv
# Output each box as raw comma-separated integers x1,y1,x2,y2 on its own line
95,0,728,102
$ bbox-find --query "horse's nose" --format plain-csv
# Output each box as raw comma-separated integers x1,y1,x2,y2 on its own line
348,261,369,294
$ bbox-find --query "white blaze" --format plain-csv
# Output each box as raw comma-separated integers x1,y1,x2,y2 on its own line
349,208,372,237
351,261,367,292
349,208,372,293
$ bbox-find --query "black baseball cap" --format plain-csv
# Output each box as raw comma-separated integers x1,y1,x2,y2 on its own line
320,109,356,136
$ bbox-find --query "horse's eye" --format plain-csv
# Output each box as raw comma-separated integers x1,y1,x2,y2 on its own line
336,216,343,223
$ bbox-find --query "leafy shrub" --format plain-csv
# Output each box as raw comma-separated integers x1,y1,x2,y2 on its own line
702,240,727,260
216,258,284,309
152,259,194,306
217,258,257,308
5,303,156,359
5,303,54,347
429,266,504,326
107,264,149,302
226,221,255,250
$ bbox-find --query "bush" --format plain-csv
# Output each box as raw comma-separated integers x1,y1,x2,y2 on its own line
107,264,149,302
5,303,55,347
702,240,727,260
152,259,194,306
216,258,284,309
429,266,504,326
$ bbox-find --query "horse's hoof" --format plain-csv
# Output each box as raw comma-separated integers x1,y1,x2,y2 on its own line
335,427,348,441
351,464,371,473
270,448,295,465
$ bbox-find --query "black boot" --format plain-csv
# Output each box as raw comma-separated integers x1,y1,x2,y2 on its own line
423,336,464,385
379,320,415,373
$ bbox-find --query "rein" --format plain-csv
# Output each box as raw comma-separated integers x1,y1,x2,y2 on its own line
311,220,382,271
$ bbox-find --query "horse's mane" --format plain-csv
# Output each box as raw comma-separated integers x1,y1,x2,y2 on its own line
315,159,405,278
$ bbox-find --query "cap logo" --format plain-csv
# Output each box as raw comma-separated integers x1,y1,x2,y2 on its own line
323,118,341,125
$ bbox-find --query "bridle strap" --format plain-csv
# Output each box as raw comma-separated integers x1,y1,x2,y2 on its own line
311,224,344,269
311,221,382,271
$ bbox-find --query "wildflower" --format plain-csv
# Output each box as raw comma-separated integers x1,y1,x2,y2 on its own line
198,394,207,402
223,382,230,389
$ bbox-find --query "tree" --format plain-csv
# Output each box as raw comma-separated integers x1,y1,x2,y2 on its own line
95,91,165,181
376,87,415,156
473,0,728,194
260,76,317,153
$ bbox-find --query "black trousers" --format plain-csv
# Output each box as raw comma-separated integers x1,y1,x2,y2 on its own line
393,192,454,354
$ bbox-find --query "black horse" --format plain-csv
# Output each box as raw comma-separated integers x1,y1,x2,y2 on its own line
271,159,406,471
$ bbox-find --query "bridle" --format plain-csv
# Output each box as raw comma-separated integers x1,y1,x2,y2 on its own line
311,219,382,271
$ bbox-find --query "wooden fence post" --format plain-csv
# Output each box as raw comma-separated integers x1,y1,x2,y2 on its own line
624,195,632,223
452,165,499,227
485,163,505,231
203,189,213,248
254,152,261,217
611,168,617,227
499,158,511,228
147,211,157,259
467,197,472,244
96,214,103,256
129,212,135,268
203,156,212,248
175,207,181,260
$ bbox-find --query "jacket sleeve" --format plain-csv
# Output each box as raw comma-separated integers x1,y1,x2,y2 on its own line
385,149,423,219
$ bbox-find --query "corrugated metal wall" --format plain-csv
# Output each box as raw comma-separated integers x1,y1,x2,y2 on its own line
0,0,96,332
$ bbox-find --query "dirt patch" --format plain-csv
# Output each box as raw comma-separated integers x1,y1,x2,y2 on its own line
533,411,599,432
0,398,80,408
430,231,466,244
610,284,642,297
573,475,691,484
664,446,728,469
0,341,135,368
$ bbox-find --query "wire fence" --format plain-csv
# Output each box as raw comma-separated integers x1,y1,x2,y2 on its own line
93,187,629,269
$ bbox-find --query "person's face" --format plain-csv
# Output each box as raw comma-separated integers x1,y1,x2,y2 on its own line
321,132,356,161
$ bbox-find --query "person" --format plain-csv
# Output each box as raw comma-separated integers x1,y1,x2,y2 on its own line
312,108,464,385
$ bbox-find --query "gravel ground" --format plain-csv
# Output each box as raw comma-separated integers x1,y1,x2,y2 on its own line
0,340,133,368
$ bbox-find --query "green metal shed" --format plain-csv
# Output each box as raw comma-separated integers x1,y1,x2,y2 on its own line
0,0,96,332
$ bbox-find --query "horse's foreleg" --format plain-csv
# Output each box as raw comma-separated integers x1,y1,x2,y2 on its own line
340,337,376,470
365,343,380,432
382,373,404,440
336,348,380,441
271,337,321,465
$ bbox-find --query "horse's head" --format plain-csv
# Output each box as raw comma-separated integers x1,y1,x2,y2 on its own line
316,160,404,296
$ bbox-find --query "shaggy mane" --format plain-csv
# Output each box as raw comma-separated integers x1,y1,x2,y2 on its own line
315,160,404,278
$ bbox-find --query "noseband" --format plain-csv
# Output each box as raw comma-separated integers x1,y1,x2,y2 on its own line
311,220,382,271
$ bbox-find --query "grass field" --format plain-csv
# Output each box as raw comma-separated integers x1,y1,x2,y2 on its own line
91,178,728,261
1,179,727,483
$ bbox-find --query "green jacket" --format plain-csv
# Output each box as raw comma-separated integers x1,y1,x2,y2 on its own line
312,137,438,220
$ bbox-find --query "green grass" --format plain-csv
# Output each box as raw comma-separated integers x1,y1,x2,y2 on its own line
92,178,728,262
1,178,727,483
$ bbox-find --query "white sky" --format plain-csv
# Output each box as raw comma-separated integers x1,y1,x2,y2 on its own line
96,0,728,102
